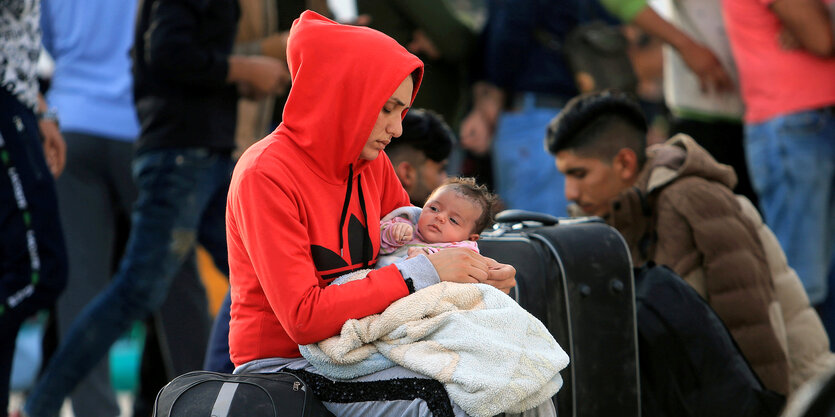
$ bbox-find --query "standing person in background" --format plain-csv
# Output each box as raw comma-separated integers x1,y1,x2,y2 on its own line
461,0,735,218
722,0,835,336
21,0,288,414
0,1,67,416
42,2,230,413
353,0,479,189
38,0,139,415
232,0,329,155
356,0,478,131
458,0,590,217
604,0,758,206
202,0,319,375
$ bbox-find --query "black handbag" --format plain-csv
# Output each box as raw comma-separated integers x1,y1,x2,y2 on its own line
152,370,334,417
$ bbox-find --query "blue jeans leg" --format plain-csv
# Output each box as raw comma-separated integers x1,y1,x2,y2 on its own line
24,148,233,417
745,108,835,309
204,291,234,373
492,95,567,217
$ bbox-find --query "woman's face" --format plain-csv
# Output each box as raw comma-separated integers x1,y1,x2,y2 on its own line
360,76,414,161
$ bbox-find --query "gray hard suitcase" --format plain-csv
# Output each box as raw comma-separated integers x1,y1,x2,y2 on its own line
478,210,640,417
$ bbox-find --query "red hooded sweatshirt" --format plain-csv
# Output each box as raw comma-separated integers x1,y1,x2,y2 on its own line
227,11,423,366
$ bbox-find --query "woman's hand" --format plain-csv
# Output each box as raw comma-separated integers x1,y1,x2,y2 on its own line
426,249,518,294
427,248,488,284
483,257,516,294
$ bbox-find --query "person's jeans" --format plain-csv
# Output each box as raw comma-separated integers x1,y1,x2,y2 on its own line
24,147,233,417
204,290,234,373
744,107,835,312
492,93,568,217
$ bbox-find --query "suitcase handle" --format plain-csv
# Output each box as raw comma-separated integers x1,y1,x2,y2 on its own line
494,209,559,226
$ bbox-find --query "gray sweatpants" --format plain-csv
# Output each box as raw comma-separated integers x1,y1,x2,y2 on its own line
55,132,136,417
236,357,557,417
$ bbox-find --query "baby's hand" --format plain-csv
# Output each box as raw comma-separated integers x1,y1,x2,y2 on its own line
391,222,414,243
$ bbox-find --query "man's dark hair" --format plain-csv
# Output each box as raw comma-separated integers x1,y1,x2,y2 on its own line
545,90,648,169
437,177,498,234
387,108,454,163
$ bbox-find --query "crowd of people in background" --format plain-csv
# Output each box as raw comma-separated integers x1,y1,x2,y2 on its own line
1,0,833,416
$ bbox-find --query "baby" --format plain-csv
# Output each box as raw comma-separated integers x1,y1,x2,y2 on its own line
377,177,497,268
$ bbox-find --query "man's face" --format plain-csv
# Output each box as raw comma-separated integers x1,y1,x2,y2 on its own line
555,150,630,217
410,157,448,206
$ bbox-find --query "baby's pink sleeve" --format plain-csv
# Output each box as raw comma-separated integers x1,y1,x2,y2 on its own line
380,217,414,253
445,240,480,253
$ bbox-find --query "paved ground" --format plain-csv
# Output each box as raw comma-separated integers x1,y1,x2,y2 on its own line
9,392,134,417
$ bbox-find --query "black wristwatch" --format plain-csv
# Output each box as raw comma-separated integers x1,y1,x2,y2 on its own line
37,107,60,126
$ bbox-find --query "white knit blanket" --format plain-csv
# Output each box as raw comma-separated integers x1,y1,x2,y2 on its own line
300,281,569,417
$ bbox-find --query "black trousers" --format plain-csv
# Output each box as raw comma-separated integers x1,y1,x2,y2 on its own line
0,88,67,417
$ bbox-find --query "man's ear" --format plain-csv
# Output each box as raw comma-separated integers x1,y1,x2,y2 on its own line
394,161,416,189
468,233,480,241
613,148,639,181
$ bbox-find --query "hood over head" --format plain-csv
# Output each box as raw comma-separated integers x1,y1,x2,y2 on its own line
277,11,423,183
643,133,737,193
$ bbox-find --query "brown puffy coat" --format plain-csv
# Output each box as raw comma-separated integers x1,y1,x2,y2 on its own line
607,134,791,395
736,196,835,393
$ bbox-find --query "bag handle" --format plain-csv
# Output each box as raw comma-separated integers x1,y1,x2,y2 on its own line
494,209,560,226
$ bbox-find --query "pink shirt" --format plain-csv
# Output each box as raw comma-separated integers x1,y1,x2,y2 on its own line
722,0,835,123
380,216,479,255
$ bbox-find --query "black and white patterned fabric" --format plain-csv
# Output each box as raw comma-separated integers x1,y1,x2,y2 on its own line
0,0,41,111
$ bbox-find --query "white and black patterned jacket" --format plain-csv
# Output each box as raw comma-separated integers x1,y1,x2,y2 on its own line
0,0,41,111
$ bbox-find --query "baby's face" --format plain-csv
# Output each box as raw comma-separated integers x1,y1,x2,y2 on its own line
417,187,481,244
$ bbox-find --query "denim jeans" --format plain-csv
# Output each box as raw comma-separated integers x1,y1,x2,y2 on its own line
744,107,835,311
25,147,233,417
492,93,568,217
204,290,234,373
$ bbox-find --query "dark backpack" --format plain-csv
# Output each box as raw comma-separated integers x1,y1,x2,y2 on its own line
152,370,334,417
635,264,785,417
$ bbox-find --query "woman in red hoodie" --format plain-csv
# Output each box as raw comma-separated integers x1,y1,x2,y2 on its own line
225,11,547,417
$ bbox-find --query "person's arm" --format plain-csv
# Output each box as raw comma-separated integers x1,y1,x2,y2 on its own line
144,0,286,96
36,93,65,178
459,81,505,155
393,0,477,63
770,0,834,57
226,55,289,98
610,2,735,92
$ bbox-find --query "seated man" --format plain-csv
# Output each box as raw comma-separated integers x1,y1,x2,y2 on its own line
544,89,833,397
